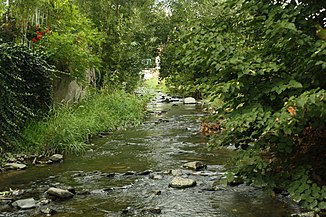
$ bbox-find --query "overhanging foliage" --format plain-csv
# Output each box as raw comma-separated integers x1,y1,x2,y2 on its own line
162,0,326,211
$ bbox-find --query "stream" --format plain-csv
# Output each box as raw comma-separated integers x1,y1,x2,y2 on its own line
0,93,298,217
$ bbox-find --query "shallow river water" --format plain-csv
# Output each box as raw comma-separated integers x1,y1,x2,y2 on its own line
0,96,298,217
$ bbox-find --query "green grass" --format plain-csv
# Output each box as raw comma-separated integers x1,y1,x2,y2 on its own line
18,89,146,155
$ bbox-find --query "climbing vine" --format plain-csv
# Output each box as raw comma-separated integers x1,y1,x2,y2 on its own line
0,44,54,152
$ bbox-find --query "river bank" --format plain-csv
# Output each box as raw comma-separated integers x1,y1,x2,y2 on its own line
0,92,307,217
1,90,147,157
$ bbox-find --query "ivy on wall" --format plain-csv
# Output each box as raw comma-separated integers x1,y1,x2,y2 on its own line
0,44,54,152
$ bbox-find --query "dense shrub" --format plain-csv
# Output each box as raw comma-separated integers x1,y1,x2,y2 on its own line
162,0,326,211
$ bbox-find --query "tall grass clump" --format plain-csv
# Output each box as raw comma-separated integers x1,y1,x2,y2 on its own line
19,90,146,155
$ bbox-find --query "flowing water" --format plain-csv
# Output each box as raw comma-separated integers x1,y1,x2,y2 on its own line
0,94,298,217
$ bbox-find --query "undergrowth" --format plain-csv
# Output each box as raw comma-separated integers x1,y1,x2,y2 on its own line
18,89,146,155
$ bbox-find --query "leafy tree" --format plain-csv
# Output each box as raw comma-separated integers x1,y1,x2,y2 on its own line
162,0,326,211
43,0,104,81
0,0,104,81
74,0,171,91
0,0,104,153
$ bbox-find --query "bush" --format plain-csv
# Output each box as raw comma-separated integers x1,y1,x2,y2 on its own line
162,0,326,211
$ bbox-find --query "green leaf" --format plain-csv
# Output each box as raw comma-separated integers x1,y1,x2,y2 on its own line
308,200,318,209
318,201,326,210
289,80,303,89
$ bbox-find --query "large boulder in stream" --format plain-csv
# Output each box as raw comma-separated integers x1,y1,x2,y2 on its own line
49,154,63,162
12,198,36,209
183,161,207,171
5,163,27,170
291,212,318,217
46,187,74,199
169,177,196,188
183,97,196,104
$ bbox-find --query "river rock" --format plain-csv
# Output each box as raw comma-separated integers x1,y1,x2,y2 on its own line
46,187,74,199
183,97,196,104
121,206,136,215
12,198,36,209
106,173,116,178
49,154,63,162
152,190,162,195
40,207,57,214
169,177,196,188
39,198,51,205
137,170,152,175
183,161,207,171
5,163,27,170
203,181,224,191
123,171,136,176
164,169,182,176
142,207,162,214
291,212,318,217
149,174,163,180
7,157,17,163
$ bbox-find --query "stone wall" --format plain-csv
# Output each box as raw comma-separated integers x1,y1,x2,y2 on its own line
52,68,96,104
52,74,85,104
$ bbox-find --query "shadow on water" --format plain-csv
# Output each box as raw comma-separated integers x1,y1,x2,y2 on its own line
0,96,297,217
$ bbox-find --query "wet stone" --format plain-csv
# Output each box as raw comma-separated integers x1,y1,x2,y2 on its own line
123,171,136,176
142,207,162,214
137,170,152,175
90,189,107,195
5,163,27,170
121,206,136,215
103,188,114,192
46,160,53,164
291,212,318,217
203,181,223,191
164,169,182,176
7,158,17,163
40,207,56,215
76,190,91,195
183,97,196,104
12,198,36,209
149,174,163,180
29,154,37,159
49,154,63,162
169,177,197,189
192,171,213,176
46,187,74,199
106,173,116,178
39,198,51,205
183,161,207,171
67,187,76,195
152,190,162,195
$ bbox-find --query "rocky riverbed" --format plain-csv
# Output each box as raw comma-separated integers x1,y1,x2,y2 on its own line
0,92,307,217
